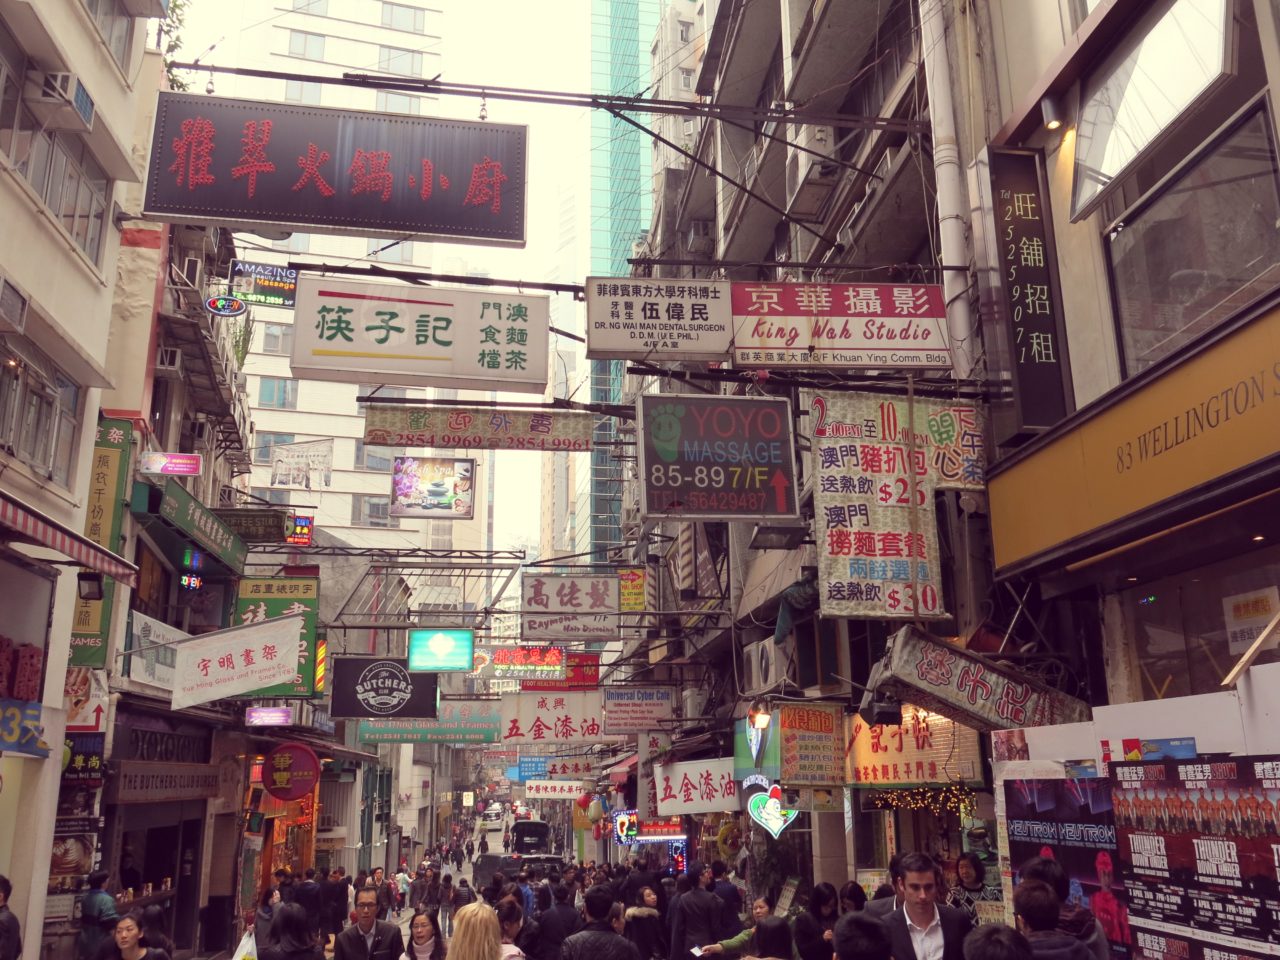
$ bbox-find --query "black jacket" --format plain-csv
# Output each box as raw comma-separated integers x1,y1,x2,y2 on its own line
295,880,323,917
711,881,743,938
792,912,835,960
540,903,583,952
669,888,727,960
563,921,644,960
333,920,406,960
883,904,973,960
1027,932,1094,960
514,918,555,960
260,946,326,960
624,906,669,960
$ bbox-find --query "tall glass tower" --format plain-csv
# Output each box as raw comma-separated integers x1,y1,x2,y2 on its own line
589,0,659,562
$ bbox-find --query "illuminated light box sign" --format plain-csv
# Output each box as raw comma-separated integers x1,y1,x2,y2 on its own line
246,705,295,727
472,645,567,681
285,515,314,546
138,452,203,476
743,775,798,838
391,457,476,520
408,628,475,672
231,259,298,308
611,809,685,844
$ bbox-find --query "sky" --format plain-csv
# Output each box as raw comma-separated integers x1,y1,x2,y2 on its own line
175,0,595,554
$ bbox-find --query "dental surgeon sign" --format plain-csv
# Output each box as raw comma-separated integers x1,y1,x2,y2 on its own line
637,394,798,521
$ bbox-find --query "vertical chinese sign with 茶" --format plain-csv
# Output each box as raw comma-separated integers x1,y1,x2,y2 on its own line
233,578,320,698
808,392,985,619
521,573,620,640
71,419,132,667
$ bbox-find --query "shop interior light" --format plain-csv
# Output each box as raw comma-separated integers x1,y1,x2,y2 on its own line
76,571,104,601
1040,94,1064,131
748,700,771,729
1253,535,1265,542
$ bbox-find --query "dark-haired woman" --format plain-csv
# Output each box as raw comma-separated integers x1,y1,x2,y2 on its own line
791,883,837,960
745,917,793,960
624,887,668,960
260,903,323,960
401,910,446,960
97,913,171,960
948,852,999,924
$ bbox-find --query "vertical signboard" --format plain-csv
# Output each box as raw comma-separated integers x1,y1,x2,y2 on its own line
778,703,844,786
233,578,320,698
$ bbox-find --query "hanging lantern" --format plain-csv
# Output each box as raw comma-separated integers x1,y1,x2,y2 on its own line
588,798,604,822
593,822,603,840
577,793,593,810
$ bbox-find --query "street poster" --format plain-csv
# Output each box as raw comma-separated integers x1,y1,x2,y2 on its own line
291,276,549,393
356,701,502,743
846,705,983,788
1003,777,1129,959
521,573,619,640
63,668,109,732
499,691,620,744
268,439,334,489
330,657,439,719
778,703,845,786
1223,589,1280,656
233,577,320,698
137,452,203,477
170,616,306,710
654,757,738,816
391,456,475,519
730,282,951,369
809,391,985,619
471,645,567,681
522,652,601,691
230,260,298,308
585,278,733,361
637,394,799,521
364,404,594,451
603,686,675,735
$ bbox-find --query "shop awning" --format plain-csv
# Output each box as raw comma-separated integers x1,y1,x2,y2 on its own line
0,490,138,587
604,753,638,784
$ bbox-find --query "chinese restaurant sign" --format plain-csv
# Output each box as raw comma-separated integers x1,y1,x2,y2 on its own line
292,276,549,393
233,578,320,698
499,691,620,744
731,283,950,369
778,703,844,786
365,404,594,451
71,419,132,667
144,93,527,245
522,573,619,640
603,686,675,735
392,456,475,519
357,700,501,743
654,756,738,816
637,394,799,521
521,652,601,691
869,624,1091,732
231,260,298,308
170,615,306,710
525,779,592,799
331,657,439,719
809,391,984,619
471,645,567,681
585,278,732,361
845,705,983,788
261,742,320,802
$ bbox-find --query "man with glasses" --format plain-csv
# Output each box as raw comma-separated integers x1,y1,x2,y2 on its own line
334,886,405,960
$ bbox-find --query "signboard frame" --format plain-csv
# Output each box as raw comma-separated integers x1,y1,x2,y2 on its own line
585,277,733,361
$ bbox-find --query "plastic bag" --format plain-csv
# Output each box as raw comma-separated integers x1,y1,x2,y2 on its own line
232,930,258,960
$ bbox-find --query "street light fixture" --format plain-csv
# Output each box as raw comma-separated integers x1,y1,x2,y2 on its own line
748,700,771,730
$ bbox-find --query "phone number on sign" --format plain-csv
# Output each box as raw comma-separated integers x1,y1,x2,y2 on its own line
648,489,766,512
383,433,590,451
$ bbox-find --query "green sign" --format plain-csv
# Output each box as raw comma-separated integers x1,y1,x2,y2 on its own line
70,419,133,667
234,578,319,698
158,478,248,571
357,701,502,743
407,628,474,672
733,716,781,781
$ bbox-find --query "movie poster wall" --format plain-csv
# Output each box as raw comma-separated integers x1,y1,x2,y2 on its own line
1111,757,1280,960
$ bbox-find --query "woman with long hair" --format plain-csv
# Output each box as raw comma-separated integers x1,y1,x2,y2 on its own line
260,903,323,960
791,883,838,960
98,912,171,960
401,910,446,960
256,886,282,951
838,883,867,915
450,902,502,960
746,917,793,960
624,887,668,960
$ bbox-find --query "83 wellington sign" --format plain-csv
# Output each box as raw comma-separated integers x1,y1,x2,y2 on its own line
637,395,799,520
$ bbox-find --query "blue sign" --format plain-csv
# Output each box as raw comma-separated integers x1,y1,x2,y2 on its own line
407,628,475,672
0,699,50,758
505,765,520,781
517,755,549,781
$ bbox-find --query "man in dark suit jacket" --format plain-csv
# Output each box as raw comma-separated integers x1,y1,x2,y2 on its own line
334,886,405,960
882,853,972,960
866,854,905,919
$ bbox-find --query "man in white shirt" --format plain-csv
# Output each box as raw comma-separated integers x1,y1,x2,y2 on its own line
334,886,405,960
884,853,973,960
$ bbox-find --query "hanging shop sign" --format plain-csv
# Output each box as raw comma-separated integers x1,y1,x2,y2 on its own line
611,809,685,844
743,776,799,838
330,656,439,719
285,515,314,546
521,651,600,691
637,394,799,521
731,282,950,369
233,577,320,698
170,615,306,710
585,278,733,361
654,756,738,816
357,700,501,743
462,791,475,807
138,452,203,477
122,613,182,694
231,259,298,308
521,573,619,640
524,779,592,799
292,276,549,392
246,705,296,727
214,507,293,543
157,477,248,573
267,439,334,490
547,758,598,778
364,404,594,451
809,391,985,620
63,668,109,732
71,419,133,667
205,295,248,317
517,755,549,780
144,92,528,245
0,698,49,758
638,730,671,820
471,645,567,681
846,705,983,788
407,628,475,672
1222,588,1280,657
619,567,646,612
499,691,618,744
778,703,844,786
61,732,105,787
262,742,321,802
391,456,475,519
870,624,1091,731
734,715,781,781
603,686,675,735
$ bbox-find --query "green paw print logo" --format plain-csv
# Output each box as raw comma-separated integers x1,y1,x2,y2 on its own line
650,404,685,463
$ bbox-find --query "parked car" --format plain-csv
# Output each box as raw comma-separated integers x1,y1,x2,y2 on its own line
472,853,506,890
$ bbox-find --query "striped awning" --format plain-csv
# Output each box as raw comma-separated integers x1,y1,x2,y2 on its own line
0,490,138,588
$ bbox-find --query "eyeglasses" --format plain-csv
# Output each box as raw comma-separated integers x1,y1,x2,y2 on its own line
356,903,378,910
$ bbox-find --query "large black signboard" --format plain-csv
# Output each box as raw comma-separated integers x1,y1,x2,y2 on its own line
231,259,298,308
636,394,799,520
330,657,438,719
144,93,527,246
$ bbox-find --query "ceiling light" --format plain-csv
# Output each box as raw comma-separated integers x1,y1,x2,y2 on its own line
1126,576,1138,582
1252,535,1265,542
1041,95,1064,131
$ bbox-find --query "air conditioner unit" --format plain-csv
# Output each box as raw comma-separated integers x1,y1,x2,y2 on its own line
189,420,211,443
180,256,203,290
155,346,183,379
24,72,95,132
743,639,782,695
681,687,708,721
0,277,29,336
686,219,713,256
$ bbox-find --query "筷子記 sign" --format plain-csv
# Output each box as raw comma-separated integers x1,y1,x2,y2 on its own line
291,276,549,393
521,573,619,640
364,404,594,451
144,93,527,246
638,394,799,521
330,657,439,719
585,278,733,361
230,260,298,308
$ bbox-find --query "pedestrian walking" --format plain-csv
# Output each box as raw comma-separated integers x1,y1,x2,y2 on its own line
257,886,282,952
744,917,792,960
98,912,172,960
882,853,973,960
562,885,643,960
259,903,325,960
1012,881,1092,960
502,832,511,854
962,925,1034,960
334,887,405,960
792,883,839,960
624,887,668,960
478,836,489,857
449,902,502,960
77,870,119,960
0,875,22,960
440,875,455,939
402,911,446,960
465,839,475,862
397,868,413,919
371,867,396,921
832,913,892,960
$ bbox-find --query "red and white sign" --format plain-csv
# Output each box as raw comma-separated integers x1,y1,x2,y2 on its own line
524,779,591,799
654,756,738,816
731,282,951,369
64,667,109,732
262,742,321,801
171,615,306,710
521,573,619,640
521,652,600,691
499,691,622,744
138,452,204,476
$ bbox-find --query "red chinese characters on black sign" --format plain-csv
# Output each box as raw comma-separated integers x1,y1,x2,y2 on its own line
145,93,527,246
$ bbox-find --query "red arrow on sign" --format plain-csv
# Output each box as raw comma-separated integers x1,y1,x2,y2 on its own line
91,704,104,731
769,469,791,513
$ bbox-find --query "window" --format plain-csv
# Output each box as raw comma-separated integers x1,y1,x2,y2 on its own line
254,432,296,464
678,20,692,42
1106,110,1280,375
366,237,415,263
679,69,694,91
0,335,80,485
379,45,422,77
80,0,132,67
250,486,291,506
352,494,399,528
258,377,299,409
288,30,326,61
293,0,328,13
682,118,695,137
285,80,323,104
261,323,295,355
382,2,426,32
375,91,421,115
429,521,452,550
272,233,310,253
356,384,408,414
354,441,399,471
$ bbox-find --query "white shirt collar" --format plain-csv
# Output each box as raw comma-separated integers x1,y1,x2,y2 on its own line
904,904,941,932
